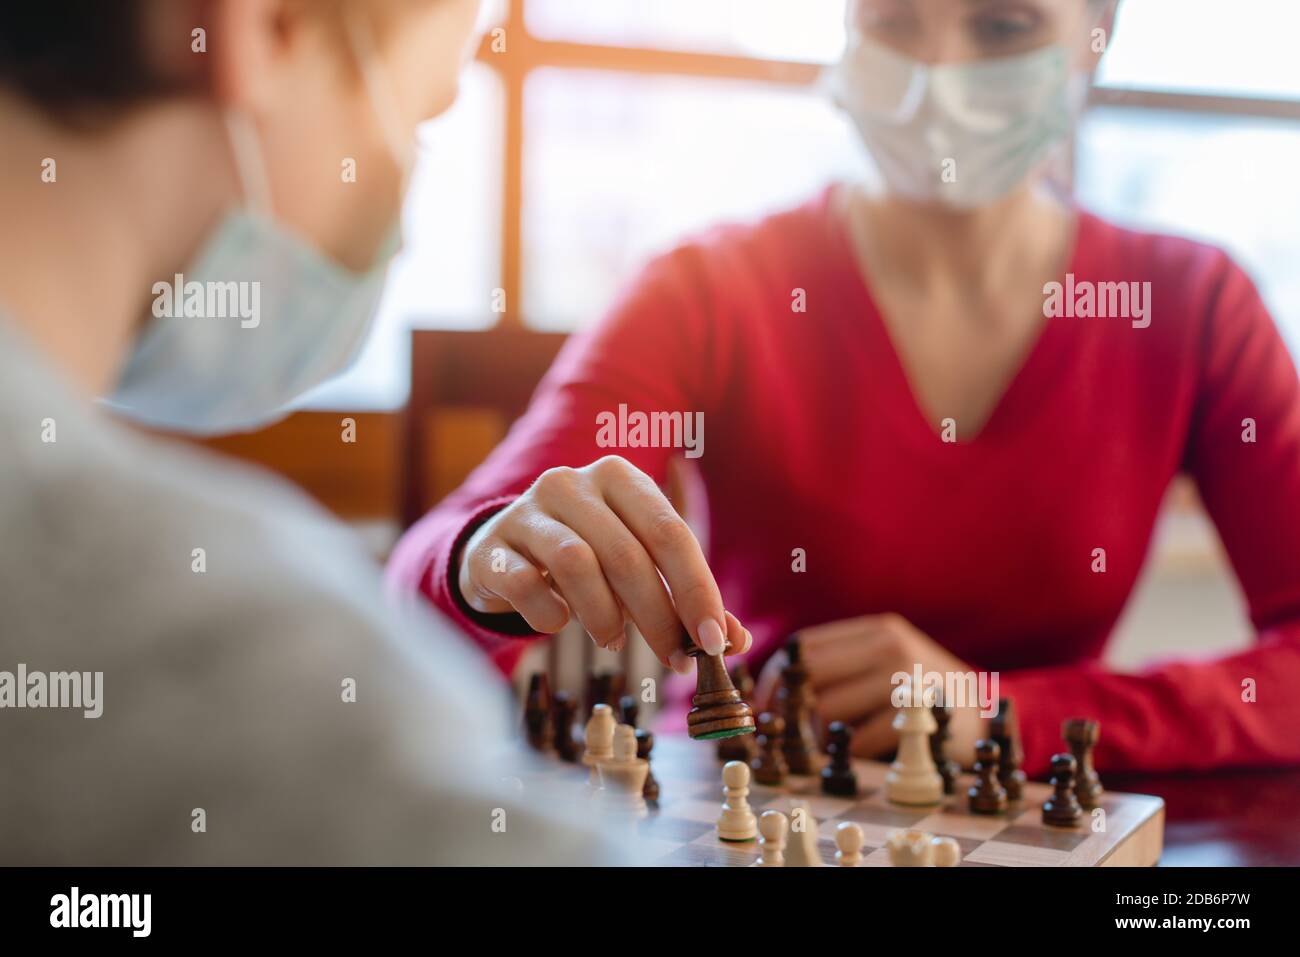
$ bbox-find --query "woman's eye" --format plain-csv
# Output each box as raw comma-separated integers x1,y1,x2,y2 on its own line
970,14,1040,46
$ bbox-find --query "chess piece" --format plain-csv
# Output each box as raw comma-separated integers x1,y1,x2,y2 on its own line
618,694,639,729
1042,752,1084,827
990,698,1026,801
583,703,616,790
884,679,943,805
750,711,788,785
821,721,858,796
552,691,580,762
551,691,582,759
968,739,1008,815
635,729,660,806
717,761,758,841
523,673,552,751
717,662,758,762
777,635,820,774
585,670,625,720
930,703,960,795
834,822,864,867
1063,718,1104,808
684,631,756,740
886,829,935,867
596,724,649,819
931,836,962,867
784,801,824,867
752,810,788,867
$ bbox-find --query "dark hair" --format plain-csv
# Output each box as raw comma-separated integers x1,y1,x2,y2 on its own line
0,2,193,116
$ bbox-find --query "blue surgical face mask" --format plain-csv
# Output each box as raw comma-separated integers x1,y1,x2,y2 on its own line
107,14,414,436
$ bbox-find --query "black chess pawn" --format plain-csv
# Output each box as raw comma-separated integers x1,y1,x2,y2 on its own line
990,698,1026,801
1042,752,1084,827
821,721,858,797
968,739,1008,815
636,729,660,807
930,703,961,795
1063,718,1103,809
552,690,580,763
751,711,788,786
523,673,552,751
777,634,819,774
685,632,755,740
717,661,758,763
618,694,639,729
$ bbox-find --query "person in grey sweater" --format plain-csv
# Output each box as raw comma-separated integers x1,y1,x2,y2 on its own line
0,0,616,865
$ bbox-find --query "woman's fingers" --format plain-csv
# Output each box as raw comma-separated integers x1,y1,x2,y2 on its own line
460,537,570,633
516,514,627,649
850,710,898,759
593,457,728,657
815,670,896,725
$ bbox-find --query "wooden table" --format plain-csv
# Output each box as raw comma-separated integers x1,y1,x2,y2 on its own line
1106,768,1300,866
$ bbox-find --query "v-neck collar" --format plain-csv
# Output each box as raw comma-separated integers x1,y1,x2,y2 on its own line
825,190,1096,452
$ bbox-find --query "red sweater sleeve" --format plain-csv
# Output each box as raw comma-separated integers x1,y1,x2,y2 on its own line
386,248,723,674
1002,255,1300,776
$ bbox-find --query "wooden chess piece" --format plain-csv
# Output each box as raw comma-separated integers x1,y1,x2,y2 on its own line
752,810,788,867
717,761,758,841
684,631,756,740
596,724,649,819
821,721,858,796
1063,718,1103,808
930,703,960,795
552,690,580,762
583,703,616,791
523,672,552,751
835,822,864,867
990,697,1026,801
635,729,660,807
618,694,639,729
931,835,962,867
784,801,824,867
776,634,820,774
750,711,788,785
585,670,625,719
968,739,1008,815
1042,752,1084,827
885,679,943,806
717,661,758,763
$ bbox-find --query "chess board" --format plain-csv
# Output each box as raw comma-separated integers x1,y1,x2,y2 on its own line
532,735,1165,866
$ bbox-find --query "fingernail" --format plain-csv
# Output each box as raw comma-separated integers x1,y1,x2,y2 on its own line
741,628,754,654
697,618,726,657
669,650,692,675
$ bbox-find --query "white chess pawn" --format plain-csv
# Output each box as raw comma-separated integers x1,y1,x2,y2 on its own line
717,760,758,841
752,810,789,867
835,822,864,867
884,679,943,806
583,703,616,792
931,835,962,867
596,724,649,819
784,801,825,867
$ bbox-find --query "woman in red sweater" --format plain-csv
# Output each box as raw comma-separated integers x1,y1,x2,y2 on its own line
389,0,1300,776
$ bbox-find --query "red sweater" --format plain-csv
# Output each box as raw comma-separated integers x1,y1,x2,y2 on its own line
388,188,1300,777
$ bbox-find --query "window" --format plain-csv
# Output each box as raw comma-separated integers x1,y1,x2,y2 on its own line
307,0,1300,409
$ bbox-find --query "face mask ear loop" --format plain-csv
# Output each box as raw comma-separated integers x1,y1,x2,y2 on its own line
344,7,416,191
222,109,276,217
